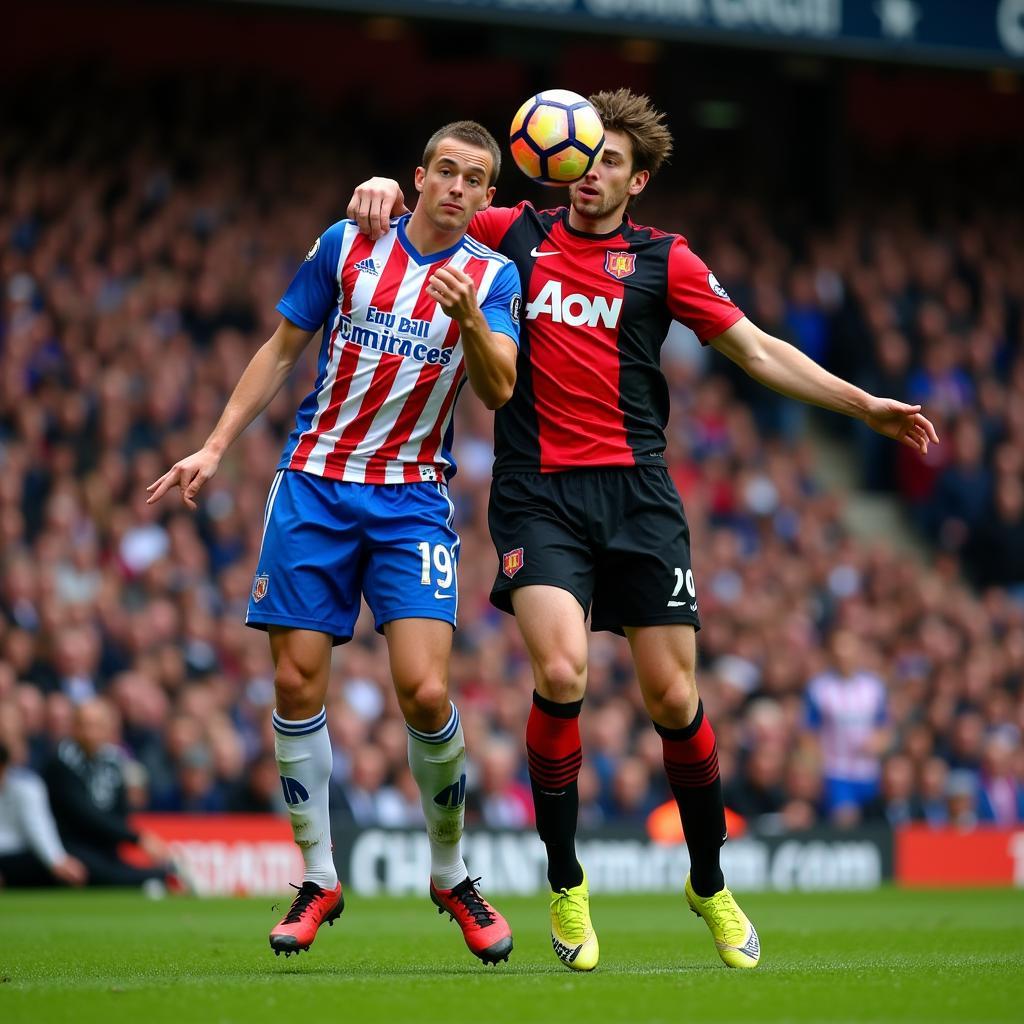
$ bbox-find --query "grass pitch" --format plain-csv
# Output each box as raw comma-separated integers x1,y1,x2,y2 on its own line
0,888,1021,1023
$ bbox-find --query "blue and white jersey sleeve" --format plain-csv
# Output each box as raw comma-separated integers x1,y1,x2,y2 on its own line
276,221,346,332
479,260,522,347
804,685,823,730
873,685,888,727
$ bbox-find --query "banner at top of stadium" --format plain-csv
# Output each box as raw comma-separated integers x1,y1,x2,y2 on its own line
273,0,1024,67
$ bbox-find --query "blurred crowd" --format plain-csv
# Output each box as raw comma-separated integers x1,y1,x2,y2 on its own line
1,73,1023,886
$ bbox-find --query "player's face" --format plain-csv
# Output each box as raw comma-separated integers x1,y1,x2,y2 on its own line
415,140,496,234
568,129,649,224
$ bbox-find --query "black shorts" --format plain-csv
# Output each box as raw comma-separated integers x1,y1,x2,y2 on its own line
488,466,701,634
0,851,55,887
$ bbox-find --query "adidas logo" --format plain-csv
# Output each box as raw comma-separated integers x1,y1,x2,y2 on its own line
355,257,380,276
551,935,583,964
280,775,310,805
433,773,466,809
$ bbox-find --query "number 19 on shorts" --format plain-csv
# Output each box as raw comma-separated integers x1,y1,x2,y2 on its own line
417,541,456,598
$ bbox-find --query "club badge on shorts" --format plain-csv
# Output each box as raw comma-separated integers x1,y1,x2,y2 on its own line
502,548,525,578
252,574,269,602
604,251,636,280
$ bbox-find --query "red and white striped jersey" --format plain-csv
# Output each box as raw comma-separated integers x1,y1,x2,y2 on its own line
275,215,521,484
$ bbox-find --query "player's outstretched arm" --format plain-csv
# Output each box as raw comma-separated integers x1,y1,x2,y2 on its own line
347,177,409,240
709,317,939,454
428,265,517,409
146,317,314,509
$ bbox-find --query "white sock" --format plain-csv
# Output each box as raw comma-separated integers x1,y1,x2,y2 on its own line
273,707,338,889
407,701,469,890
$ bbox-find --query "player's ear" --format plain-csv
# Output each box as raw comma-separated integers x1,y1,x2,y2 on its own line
629,169,650,197
477,185,496,212
414,165,426,194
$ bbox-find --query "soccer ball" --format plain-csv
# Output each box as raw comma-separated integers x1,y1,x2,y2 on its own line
509,90,605,186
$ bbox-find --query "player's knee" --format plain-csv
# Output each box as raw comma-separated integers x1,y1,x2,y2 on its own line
536,654,587,702
400,678,450,731
273,659,322,718
648,678,698,728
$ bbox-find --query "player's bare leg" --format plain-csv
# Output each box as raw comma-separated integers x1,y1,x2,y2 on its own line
385,618,512,965
628,624,759,968
512,586,598,970
268,627,344,956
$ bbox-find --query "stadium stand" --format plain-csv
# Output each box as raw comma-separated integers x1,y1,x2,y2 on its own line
0,66,1021,866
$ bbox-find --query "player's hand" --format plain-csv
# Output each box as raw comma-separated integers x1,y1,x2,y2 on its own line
863,398,939,455
347,177,409,240
138,831,172,864
146,448,221,510
52,854,88,886
427,265,479,323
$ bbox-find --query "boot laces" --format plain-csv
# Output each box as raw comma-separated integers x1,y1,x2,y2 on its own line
551,888,588,941
703,890,746,943
282,881,326,924
450,877,496,929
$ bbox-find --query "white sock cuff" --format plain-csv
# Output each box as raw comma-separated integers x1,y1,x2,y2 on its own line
406,702,460,745
272,706,327,737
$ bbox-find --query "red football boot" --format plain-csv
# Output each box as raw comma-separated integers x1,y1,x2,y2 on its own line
269,880,344,956
430,876,513,965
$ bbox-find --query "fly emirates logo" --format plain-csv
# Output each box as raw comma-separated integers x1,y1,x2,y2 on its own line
525,280,623,329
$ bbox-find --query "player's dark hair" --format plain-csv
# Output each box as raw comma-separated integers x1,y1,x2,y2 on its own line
0,741,9,768
589,89,673,177
423,121,501,186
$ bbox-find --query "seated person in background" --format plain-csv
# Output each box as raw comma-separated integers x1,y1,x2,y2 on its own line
863,753,923,827
723,744,788,828
227,751,288,814
0,737,87,888
150,744,227,813
779,750,825,831
43,698,178,888
916,756,951,827
976,735,1024,826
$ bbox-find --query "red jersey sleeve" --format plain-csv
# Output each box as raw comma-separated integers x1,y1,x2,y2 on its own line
666,236,745,344
468,202,530,248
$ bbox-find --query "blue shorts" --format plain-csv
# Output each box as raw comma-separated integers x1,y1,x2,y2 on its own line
823,776,879,814
245,470,459,645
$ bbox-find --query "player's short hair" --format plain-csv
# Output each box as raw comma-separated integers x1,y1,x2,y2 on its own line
422,121,501,186
589,89,673,177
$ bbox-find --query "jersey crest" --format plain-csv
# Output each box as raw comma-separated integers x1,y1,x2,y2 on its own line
604,251,636,280
502,547,525,578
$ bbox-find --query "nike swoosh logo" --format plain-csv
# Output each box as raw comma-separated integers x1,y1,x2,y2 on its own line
530,246,560,258
434,591,453,600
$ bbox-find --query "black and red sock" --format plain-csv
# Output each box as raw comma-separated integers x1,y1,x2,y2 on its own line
526,690,584,891
656,700,727,897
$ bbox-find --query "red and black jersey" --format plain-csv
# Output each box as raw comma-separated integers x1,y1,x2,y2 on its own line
470,203,744,473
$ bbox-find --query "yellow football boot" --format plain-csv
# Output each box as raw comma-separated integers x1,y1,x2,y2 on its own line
549,870,599,971
684,873,760,968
